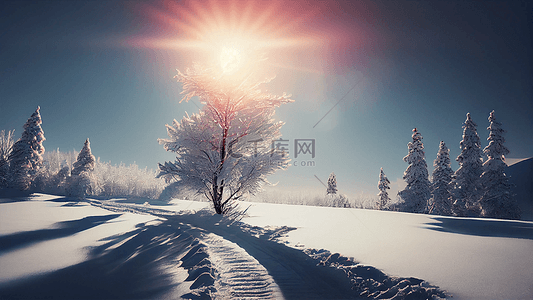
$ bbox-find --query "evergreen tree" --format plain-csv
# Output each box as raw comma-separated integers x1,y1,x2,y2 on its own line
451,113,483,216
68,138,96,198
71,139,95,176
429,141,453,215
8,107,45,190
326,172,337,195
479,111,520,219
0,129,15,188
376,167,391,210
398,128,431,213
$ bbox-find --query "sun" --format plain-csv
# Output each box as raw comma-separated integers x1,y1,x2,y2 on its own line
129,0,326,74
220,45,242,74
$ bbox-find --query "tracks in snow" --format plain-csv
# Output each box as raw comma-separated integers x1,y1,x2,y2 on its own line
89,199,284,299
202,232,283,300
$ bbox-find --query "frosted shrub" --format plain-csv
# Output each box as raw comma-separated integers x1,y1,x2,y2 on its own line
250,188,362,208
325,194,351,208
39,149,165,199
94,160,165,199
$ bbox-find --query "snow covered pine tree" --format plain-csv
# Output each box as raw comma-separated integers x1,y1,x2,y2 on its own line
68,138,96,198
0,129,15,188
398,128,431,213
451,113,483,216
158,64,293,214
324,172,349,207
376,168,391,210
327,172,337,195
429,141,453,215
479,111,520,220
8,107,45,191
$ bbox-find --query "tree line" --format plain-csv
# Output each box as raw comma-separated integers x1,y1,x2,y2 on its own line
0,107,165,199
376,111,520,220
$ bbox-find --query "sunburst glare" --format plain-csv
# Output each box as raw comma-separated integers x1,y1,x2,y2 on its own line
128,0,326,74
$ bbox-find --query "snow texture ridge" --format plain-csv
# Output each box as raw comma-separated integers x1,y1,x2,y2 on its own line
304,249,448,299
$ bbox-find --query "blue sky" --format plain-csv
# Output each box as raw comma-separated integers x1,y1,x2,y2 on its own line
1,0,532,197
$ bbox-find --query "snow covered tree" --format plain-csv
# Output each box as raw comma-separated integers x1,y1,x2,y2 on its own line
158,64,293,214
8,107,46,191
71,139,95,177
479,111,520,220
429,141,453,215
0,129,15,188
326,194,351,208
326,172,337,195
398,128,431,213
50,164,70,194
67,138,96,198
451,113,483,216
323,172,350,208
376,167,391,210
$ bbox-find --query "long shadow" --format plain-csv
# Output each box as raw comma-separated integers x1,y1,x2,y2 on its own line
425,216,533,240
44,196,76,203
43,196,89,207
46,196,174,207
0,197,31,204
0,191,32,204
0,220,198,300
0,214,122,253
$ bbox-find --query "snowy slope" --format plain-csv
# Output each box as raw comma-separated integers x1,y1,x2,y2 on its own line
1,194,532,300
507,157,533,221
242,202,533,300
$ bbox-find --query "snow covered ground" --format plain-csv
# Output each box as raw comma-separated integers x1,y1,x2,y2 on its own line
1,194,532,299
241,202,533,300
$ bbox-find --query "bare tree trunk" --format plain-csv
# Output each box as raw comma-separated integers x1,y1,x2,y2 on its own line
212,125,228,214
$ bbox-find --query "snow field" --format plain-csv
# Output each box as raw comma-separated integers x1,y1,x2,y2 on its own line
1,195,532,300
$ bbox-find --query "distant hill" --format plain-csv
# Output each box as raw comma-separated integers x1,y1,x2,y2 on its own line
507,157,533,220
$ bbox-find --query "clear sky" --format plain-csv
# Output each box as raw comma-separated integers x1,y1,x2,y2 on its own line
1,0,532,197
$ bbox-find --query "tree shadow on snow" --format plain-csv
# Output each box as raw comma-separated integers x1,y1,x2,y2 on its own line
425,217,533,240
0,214,123,254
0,189,33,203
44,196,90,207
0,219,199,300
